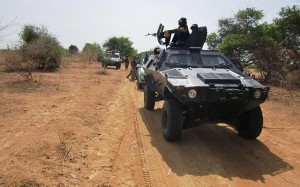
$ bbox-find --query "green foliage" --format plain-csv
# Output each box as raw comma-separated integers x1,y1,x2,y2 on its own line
19,25,63,71
68,45,79,54
209,6,300,86
206,32,220,50
235,8,264,30
103,36,136,57
20,25,47,44
82,43,102,62
274,5,300,70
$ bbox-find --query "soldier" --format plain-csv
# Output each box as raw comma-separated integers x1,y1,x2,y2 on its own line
159,17,190,47
124,56,129,70
126,56,138,80
171,17,190,47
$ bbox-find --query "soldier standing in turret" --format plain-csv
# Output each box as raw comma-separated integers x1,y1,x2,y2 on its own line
170,17,190,47
158,17,191,47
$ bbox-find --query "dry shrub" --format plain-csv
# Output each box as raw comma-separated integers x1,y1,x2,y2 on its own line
57,131,75,162
20,36,61,71
284,70,300,89
3,49,35,81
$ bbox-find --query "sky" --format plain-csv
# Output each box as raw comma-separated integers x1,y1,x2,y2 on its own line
0,0,299,52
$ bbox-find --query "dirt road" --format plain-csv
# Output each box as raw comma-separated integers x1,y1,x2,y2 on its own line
0,62,299,186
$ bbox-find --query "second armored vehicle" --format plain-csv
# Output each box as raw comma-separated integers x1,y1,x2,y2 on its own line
98,52,121,70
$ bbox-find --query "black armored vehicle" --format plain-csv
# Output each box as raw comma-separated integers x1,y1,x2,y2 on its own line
143,24,269,141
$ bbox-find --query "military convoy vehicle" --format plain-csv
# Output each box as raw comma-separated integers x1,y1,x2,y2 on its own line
136,54,156,89
98,51,121,70
143,24,270,141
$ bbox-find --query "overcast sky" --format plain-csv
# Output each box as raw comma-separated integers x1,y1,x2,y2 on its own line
0,0,299,52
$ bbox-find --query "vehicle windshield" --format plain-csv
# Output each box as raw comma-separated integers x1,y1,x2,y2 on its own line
201,55,232,68
112,54,120,58
166,54,197,68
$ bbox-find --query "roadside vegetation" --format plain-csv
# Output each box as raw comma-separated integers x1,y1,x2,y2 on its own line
0,5,298,88
206,5,300,88
0,24,137,82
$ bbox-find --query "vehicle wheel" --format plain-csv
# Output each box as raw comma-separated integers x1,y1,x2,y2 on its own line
235,106,263,139
144,85,155,110
162,99,183,141
137,82,143,90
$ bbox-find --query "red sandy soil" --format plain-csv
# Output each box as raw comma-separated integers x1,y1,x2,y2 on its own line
0,61,299,186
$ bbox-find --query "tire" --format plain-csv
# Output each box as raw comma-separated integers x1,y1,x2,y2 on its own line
144,85,155,110
235,106,263,139
137,81,143,90
162,99,183,141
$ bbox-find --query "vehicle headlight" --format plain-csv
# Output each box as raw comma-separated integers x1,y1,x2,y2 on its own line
188,89,197,99
253,90,262,99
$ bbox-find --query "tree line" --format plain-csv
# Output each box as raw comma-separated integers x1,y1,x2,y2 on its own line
1,23,137,76
206,5,299,87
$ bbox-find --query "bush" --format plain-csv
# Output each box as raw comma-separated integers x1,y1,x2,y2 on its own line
21,36,62,71
3,49,34,80
19,25,63,71
284,70,300,88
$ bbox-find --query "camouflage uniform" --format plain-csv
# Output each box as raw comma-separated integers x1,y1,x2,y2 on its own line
124,57,129,70
126,58,138,80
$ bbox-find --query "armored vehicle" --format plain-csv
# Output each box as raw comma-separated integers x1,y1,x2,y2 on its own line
98,52,121,70
137,54,156,89
143,24,269,141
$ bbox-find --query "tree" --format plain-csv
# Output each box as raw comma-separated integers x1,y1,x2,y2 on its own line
103,36,136,57
206,8,279,81
82,43,102,62
20,25,48,44
219,8,264,60
206,32,220,50
68,44,79,54
207,6,300,86
19,25,63,71
274,5,300,70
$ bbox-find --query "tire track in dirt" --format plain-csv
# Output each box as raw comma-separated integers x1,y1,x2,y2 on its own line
128,84,175,187
127,82,168,186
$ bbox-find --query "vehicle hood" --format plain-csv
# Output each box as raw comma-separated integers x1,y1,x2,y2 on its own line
163,68,264,88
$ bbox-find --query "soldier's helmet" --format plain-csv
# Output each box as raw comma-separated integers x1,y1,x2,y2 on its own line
178,17,187,27
190,24,198,31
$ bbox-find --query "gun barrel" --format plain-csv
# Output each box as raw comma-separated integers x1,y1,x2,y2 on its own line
145,33,157,37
